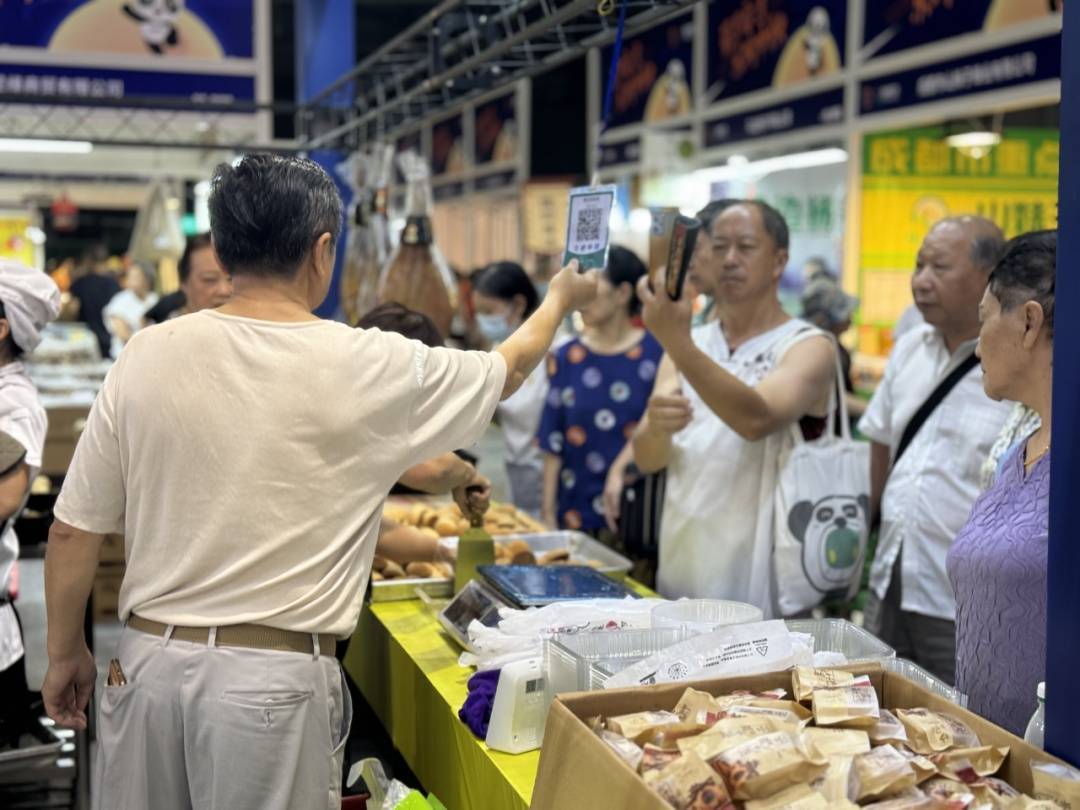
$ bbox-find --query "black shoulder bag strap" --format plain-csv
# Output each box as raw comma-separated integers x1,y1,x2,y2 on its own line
893,349,980,466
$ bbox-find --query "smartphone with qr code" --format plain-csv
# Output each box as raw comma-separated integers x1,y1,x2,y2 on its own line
562,184,617,271
664,215,701,300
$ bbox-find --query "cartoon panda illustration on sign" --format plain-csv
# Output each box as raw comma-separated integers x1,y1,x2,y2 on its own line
787,494,869,594
122,0,184,55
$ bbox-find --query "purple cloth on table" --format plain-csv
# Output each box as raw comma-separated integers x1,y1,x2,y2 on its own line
459,669,501,738
947,445,1050,736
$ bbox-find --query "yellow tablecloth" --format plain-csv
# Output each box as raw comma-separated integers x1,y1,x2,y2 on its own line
343,598,537,810
343,582,655,810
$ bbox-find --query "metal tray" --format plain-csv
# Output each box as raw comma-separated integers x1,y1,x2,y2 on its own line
0,717,66,778
369,531,634,602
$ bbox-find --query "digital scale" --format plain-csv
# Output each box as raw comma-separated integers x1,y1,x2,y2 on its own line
437,566,639,754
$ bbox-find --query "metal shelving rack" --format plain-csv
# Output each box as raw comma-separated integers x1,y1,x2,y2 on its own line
299,0,700,152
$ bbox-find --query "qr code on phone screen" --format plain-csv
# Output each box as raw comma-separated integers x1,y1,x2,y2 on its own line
576,207,603,242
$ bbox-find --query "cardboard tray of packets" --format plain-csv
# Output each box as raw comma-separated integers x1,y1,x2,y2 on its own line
531,663,1079,810
370,496,634,602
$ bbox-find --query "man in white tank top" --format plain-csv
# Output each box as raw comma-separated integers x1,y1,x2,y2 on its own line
632,201,836,616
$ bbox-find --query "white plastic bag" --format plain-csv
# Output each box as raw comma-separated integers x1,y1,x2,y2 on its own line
462,598,667,671
774,345,871,615
603,620,809,689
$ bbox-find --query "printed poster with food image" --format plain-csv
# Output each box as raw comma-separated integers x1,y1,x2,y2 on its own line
0,1,252,60
600,12,694,130
431,114,466,177
474,91,519,167
862,0,1062,61
0,1,255,101
706,0,847,104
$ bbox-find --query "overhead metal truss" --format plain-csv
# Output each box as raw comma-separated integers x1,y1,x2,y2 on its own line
0,93,293,151
300,0,699,152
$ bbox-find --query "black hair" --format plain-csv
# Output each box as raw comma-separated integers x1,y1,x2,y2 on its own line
988,229,1056,337
178,233,214,283
356,302,443,348
606,244,648,316
971,231,1007,274
473,261,539,318
744,199,790,251
696,198,741,234
208,154,343,278
0,301,23,360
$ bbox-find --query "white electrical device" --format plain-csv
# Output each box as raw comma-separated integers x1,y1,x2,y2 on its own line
484,656,547,754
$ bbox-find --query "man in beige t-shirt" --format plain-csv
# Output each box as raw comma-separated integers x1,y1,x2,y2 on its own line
41,154,597,810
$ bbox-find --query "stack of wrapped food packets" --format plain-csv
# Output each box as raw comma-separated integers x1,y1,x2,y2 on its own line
587,667,1074,810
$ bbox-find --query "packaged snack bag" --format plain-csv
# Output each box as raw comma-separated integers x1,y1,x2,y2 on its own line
870,709,909,746
896,709,980,756
852,744,919,802
651,752,736,810
812,681,880,728
792,667,858,702
929,746,1010,784
713,731,828,800
803,727,871,757
743,783,831,809
608,711,683,744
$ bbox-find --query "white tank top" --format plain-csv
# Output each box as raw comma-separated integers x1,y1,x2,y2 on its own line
657,318,826,617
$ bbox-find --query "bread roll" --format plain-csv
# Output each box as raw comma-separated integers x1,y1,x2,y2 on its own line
405,562,437,578
382,560,405,579
435,517,459,537
511,550,537,565
372,555,389,573
539,548,571,565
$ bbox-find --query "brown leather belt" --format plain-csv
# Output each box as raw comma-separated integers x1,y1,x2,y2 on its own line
128,614,336,656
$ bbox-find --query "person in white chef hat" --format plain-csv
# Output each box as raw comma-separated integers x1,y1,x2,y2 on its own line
0,260,61,740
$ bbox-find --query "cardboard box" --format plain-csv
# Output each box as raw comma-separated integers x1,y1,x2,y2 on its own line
41,406,90,476
99,533,125,564
531,665,1071,810
92,563,124,621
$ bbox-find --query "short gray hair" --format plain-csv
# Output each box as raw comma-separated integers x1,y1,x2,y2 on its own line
209,154,343,279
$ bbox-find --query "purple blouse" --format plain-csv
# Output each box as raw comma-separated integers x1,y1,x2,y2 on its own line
947,444,1049,736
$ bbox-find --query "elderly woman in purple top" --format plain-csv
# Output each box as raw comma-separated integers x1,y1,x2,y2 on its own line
947,229,1056,735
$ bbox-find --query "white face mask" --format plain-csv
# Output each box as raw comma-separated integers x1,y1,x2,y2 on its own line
476,312,513,344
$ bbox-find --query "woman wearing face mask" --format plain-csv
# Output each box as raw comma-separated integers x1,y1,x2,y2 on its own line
537,246,662,539
471,262,547,517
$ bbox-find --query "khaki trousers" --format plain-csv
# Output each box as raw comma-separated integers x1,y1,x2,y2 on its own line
92,624,351,810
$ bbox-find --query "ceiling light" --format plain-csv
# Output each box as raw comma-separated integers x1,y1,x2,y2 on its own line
694,147,848,184
945,131,1001,160
0,138,92,154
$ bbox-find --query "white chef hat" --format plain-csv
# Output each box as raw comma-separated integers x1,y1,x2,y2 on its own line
0,260,62,354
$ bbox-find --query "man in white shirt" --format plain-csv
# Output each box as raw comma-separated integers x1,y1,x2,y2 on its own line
860,216,1011,684
0,263,60,740
632,201,836,615
40,154,597,810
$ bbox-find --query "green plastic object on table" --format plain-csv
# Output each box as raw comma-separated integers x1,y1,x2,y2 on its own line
453,490,494,594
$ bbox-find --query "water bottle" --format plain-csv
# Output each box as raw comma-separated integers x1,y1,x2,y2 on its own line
1024,681,1046,748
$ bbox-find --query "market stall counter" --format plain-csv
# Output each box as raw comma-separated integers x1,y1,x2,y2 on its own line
342,598,536,810
342,581,656,810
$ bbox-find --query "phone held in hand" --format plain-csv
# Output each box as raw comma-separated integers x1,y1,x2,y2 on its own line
664,215,701,301
562,184,617,271
648,207,678,291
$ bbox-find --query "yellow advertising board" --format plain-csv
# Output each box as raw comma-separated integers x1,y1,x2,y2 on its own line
859,128,1058,355
0,213,35,268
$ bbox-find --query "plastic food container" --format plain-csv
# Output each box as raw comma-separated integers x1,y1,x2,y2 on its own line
651,599,764,634
883,657,968,707
545,626,694,695
784,618,896,663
